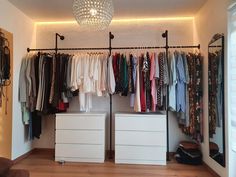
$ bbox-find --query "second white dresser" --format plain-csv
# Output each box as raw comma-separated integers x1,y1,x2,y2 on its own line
55,112,106,163
115,113,167,165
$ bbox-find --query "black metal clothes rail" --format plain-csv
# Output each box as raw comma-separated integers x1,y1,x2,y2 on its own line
27,30,201,161
27,45,201,52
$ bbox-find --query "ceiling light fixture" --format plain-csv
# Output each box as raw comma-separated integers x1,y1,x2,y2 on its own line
72,0,114,30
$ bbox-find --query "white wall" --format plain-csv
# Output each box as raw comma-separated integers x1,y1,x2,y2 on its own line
194,0,229,176
0,0,36,160
33,19,195,152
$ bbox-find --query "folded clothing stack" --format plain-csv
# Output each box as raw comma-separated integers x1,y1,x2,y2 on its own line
175,141,202,165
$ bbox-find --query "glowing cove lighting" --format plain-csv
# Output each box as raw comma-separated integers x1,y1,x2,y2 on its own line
35,16,194,25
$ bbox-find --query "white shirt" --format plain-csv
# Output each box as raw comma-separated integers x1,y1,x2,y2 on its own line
107,55,115,94
70,55,78,91
96,55,103,96
100,56,107,92
83,54,93,93
169,52,177,111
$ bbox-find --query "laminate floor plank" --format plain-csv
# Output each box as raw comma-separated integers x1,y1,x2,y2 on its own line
12,151,216,177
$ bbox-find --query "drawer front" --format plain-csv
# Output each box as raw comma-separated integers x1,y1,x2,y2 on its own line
115,115,166,131
56,115,105,130
115,131,166,146
115,146,166,161
56,130,104,144
55,144,104,159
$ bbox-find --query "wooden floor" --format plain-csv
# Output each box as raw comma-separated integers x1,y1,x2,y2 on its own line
13,150,216,177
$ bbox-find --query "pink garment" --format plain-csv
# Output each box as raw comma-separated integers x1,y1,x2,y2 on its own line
150,53,155,80
150,53,157,111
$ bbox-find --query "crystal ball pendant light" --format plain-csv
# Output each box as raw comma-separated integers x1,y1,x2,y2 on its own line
73,0,114,30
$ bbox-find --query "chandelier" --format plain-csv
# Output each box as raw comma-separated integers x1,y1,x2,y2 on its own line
73,0,114,30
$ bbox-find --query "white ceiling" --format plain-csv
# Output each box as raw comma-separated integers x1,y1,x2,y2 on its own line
8,0,207,21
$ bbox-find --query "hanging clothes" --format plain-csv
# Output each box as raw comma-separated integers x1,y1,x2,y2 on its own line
156,52,164,110
134,56,141,112
70,53,110,112
107,55,116,94
19,54,31,125
140,54,146,112
182,52,190,127
19,52,111,139
20,49,203,142
96,55,103,96
112,51,169,113
154,52,160,79
113,53,122,93
128,54,135,93
168,52,177,111
120,54,129,96
162,51,169,110
209,50,223,138
42,54,53,113
216,50,223,128
51,53,63,109
49,54,56,104
143,52,151,111
167,51,203,142
150,53,157,112
129,54,137,107
186,53,203,142
19,53,43,139
0,33,11,87
176,51,186,113
100,55,108,93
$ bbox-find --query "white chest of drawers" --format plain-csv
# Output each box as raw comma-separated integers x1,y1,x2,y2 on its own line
115,113,167,165
55,112,106,163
